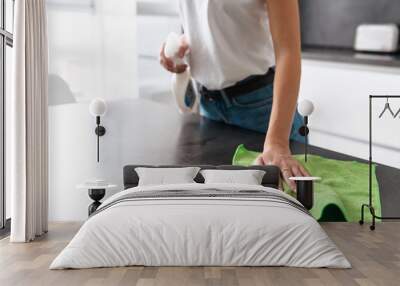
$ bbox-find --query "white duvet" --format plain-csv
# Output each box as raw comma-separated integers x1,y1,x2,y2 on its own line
50,183,351,269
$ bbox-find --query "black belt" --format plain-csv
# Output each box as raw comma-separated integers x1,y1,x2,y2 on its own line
200,68,275,100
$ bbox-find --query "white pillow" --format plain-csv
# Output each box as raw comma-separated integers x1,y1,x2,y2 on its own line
135,167,200,186
200,169,266,185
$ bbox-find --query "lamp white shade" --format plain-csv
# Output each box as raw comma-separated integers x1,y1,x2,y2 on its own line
89,98,107,117
298,99,314,116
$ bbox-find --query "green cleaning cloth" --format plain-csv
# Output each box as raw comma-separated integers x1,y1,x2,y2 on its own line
232,144,381,222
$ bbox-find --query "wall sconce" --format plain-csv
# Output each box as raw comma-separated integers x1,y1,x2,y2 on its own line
89,98,107,162
298,99,314,163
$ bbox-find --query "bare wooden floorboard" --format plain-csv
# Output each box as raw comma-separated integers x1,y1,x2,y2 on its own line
0,222,399,286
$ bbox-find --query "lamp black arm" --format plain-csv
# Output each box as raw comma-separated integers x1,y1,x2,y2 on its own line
298,116,310,162
95,116,106,162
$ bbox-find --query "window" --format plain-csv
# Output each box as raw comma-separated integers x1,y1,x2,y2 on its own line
0,0,13,232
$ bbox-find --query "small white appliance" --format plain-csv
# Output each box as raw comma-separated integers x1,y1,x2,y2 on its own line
354,24,399,53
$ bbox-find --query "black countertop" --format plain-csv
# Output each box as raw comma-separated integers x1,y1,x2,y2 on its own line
302,46,400,68
128,99,400,218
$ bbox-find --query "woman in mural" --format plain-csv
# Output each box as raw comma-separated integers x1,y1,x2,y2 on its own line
160,0,309,190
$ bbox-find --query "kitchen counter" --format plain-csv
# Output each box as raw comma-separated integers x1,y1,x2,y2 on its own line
302,46,400,68
127,99,400,218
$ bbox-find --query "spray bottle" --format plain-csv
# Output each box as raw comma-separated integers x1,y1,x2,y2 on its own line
164,32,198,113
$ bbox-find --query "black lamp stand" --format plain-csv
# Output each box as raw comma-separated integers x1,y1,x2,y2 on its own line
298,116,309,162
295,180,314,210
88,188,106,216
95,116,106,162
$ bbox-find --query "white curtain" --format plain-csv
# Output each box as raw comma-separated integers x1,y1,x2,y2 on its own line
9,0,49,242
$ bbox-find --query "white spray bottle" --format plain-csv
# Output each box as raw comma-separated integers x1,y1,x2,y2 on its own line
164,32,197,113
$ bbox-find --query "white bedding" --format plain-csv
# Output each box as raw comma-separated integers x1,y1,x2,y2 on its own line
50,183,351,269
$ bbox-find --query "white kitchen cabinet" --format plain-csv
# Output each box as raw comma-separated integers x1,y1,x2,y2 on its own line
300,59,400,168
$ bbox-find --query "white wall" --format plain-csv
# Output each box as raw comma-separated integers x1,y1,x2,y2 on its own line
47,0,137,103
136,0,180,101
48,100,183,221
47,0,138,221
300,59,400,168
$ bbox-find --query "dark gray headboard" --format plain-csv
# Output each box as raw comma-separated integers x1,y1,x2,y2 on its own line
123,165,281,189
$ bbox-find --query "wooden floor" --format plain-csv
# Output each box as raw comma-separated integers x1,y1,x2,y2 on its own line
0,222,399,286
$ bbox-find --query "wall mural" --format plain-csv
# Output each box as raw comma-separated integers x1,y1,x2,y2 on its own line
47,0,137,106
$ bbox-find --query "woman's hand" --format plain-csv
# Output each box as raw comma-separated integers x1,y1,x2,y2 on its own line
159,35,189,74
255,143,309,191
260,0,304,191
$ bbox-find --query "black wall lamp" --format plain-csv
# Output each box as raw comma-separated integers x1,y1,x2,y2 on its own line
89,98,107,162
291,99,318,211
297,99,314,163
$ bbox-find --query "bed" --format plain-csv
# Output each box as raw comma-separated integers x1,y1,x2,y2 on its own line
50,165,350,269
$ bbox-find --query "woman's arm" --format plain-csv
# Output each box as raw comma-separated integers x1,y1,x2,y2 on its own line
256,0,309,189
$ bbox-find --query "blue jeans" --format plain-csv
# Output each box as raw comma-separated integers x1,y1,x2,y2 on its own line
199,84,304,142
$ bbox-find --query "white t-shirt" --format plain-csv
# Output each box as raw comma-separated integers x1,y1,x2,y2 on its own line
179,0,275,90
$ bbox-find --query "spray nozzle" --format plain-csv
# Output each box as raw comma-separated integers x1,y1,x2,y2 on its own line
164,32,182,60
